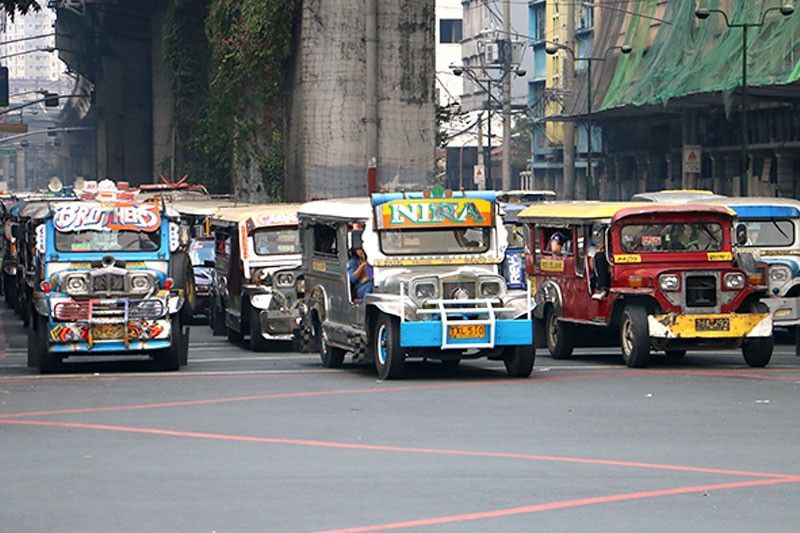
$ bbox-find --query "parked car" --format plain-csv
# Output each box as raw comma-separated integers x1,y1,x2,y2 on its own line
208,204,303,351
27,180,192,373
518,202,774,367
297,189,535,380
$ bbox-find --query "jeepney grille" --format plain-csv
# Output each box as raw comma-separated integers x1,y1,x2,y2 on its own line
442,281,477,299
686,275,716,308
92,273,126,293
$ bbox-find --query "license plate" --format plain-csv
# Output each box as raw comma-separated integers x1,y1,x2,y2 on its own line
448,325,486,339
695,318,730,332
93,324,126,340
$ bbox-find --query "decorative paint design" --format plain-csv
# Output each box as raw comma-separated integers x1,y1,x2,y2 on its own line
372,256,501,267
50,320,169,343
53,203,161,233
250,213,298,228
707,251,733,261
377,198,493,229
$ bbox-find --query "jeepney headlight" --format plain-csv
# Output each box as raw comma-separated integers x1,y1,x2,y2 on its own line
769,265,791,283
129,274,154,293
410,278,438,302
724,272,746,290
479,278,505,298
275,272,295,288
658,274,680,292
63,273,89,295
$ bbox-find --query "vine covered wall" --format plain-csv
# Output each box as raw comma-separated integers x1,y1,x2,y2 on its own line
163,0,299,199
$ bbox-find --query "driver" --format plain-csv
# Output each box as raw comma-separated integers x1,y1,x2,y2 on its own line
347,245,373,300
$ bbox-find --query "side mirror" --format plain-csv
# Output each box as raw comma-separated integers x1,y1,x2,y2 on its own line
735,224,748,247
203,260,215,268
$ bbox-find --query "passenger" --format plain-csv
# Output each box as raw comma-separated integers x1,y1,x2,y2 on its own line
347,245,374,300
548,232,566,255
591,239,611,300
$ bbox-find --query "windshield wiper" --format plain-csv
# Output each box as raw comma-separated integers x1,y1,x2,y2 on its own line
770,220,790,241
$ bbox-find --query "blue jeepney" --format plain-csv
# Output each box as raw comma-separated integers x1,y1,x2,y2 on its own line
716,197,800,355
27,182,191,372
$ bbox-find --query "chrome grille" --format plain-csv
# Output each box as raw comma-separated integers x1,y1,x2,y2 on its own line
686,275,716,307
442,280,477,299
92,273,126,293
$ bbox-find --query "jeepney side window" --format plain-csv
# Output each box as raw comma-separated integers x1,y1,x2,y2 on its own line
541,227,572,257
575,225,588,276
312,223,338,257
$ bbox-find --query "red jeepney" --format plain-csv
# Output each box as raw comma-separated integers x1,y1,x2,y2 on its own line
518,202,774,367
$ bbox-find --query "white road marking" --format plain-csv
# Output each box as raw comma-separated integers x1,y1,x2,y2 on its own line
0,368,337,380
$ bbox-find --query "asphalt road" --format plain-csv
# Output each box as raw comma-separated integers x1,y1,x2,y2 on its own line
1,307,799,532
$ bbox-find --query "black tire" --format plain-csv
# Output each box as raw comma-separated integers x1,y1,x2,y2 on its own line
317,316,346,368
170,252,196,323
3,271,15,307
227,326,243,344
665,349,686,360
503,345,535,378
794,325,800,357
22,287,32,327
742,302,773,367
156,314,183,371
248,305,270,352
374,314,404,380
545,307,574,359
210,301,226,336
620,304,651,368
32,313,60,374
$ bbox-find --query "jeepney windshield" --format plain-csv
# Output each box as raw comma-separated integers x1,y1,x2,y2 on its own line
189,239,215,265
379,227,491,255
620,222,724,253
55,229,161,252
740,220,795,247
252,227,301,256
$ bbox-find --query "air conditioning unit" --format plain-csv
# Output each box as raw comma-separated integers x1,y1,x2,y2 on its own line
484,43,500,64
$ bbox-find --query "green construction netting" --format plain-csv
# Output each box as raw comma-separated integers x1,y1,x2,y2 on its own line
600,0,800,112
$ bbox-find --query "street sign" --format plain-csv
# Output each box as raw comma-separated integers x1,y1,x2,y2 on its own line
0,149,15,156
0,122,27,134
473,164,485,189
683,145,701,174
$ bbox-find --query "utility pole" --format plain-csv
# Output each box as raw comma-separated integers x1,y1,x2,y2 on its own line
365,0,379,193
562,0,577,199
476,113,484,189
501,0,512,191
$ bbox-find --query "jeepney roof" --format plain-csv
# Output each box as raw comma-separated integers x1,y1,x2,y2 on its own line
297,197,372,221
703,197,800,220
518,201,735,225
496,190,557,203
612,203,736,223
171,198,244,217
631,189,727,202
211,204,302,226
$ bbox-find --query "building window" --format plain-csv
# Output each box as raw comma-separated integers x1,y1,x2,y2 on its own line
439,19,462,44
580,4,594,30
532,4,546,42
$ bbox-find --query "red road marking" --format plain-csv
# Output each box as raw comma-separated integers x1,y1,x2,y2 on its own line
314,477,800,533
0,418,794,480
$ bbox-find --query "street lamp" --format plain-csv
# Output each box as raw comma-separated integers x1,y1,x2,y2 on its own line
695,3,794,196
546,42,632,199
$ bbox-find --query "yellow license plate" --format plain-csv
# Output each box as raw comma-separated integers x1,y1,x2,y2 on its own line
93,324,126,340
695,318,730,332
448,325,486,339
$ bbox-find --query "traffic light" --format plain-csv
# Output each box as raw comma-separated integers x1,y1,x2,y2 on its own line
44,92,59,107
0,67,8,107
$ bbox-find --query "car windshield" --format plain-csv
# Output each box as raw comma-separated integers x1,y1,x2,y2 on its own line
252,227,301,255
379,228,491,255
55,230,161,252
741,220,795,247
189,239,215,265
620,222,724,253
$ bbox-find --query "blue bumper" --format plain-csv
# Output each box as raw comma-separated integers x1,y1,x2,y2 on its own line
50,340,172,354
400,319,532,349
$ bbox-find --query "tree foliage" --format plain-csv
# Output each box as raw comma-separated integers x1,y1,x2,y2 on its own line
0,0,40,20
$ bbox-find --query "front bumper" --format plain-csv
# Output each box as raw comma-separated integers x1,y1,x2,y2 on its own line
647,313,772,340
257,308,301,340
48,318,172,353
762,297,800,326
400,319,533,349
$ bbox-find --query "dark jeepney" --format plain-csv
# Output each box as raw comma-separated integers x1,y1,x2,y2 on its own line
27,181,192,373
519,202,774,368
208,204,303,351
297,190,535,380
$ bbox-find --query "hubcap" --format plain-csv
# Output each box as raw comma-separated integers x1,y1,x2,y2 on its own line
377,324,388,365
548,314,558,347
622,317,633,355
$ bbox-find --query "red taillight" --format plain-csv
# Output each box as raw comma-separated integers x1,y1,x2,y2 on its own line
164,278,173,291
41,281,51,294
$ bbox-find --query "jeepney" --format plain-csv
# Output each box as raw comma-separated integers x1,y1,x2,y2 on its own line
208,204,303,351
631,189,727,202
27,181,192,373
297,190,535,380
519,202,773,368
709,197,800,355
1,196,21,307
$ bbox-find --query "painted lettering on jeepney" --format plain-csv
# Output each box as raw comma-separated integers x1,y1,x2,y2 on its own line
53,203,161,233
614,254,642,264
379,198,493,229
707,251,733,261
540,259,565,272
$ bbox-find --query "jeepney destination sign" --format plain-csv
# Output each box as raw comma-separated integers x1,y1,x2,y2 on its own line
53,203,162,233
378,198,493,229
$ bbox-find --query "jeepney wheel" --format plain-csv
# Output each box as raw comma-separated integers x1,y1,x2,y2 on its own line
374,314,404,380
227,326,243,345
318,318,346,368
741,302,773,368
503,345,535,378
665,349,686,360
170,252,195,323
620,304,651,368
3,272,15,307
156,314,184,371
31,313,60,374
248,305,270,352
545,307,574,359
